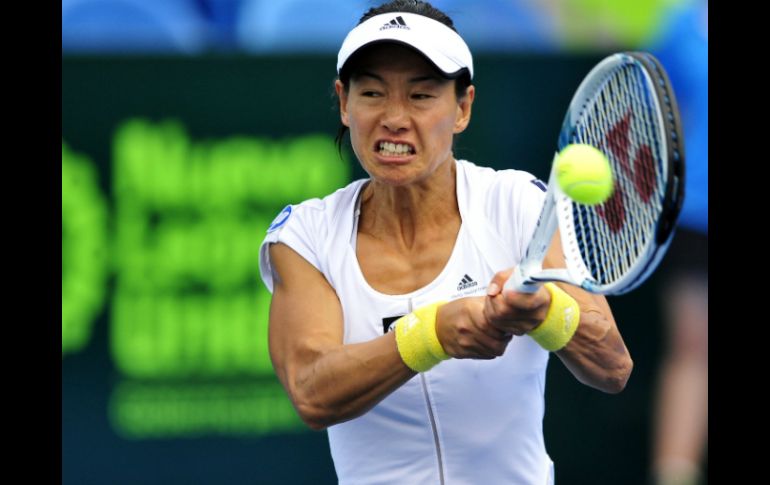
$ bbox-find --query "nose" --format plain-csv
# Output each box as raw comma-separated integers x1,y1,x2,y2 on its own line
381,99,409,133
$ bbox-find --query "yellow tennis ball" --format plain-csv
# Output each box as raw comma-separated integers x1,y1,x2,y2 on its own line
556,144,614,205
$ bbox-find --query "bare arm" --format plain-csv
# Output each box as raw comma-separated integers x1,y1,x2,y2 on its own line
269,242,516,429
268,242,414,430
552,283,633,394
485,231,633,393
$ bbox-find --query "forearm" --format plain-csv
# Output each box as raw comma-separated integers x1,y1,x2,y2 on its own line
277,332,415,430
555,309,633,393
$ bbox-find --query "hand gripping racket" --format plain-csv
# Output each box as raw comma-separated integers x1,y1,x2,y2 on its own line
504,52,686,295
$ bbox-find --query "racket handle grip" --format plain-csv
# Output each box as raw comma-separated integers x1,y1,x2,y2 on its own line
503,266,541,294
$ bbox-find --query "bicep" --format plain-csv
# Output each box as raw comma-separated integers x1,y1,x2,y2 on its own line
267,242,344,385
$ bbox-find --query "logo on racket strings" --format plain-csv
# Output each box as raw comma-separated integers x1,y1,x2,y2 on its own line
597,110,659,233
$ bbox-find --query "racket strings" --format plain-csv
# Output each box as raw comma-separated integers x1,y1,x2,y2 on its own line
569,64,667,286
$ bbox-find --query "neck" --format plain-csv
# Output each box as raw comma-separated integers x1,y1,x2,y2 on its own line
359,159,459,249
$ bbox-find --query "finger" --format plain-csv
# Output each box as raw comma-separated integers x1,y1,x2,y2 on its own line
502,286,550,313
486,267,515,296
450,314,512,359
484,293,539,336
474,309,512,340
467,331,511,358
486,288,544,321
483,292,513,323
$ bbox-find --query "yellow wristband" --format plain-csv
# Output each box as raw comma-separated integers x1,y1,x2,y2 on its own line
394,302,449,372
527,283,580,352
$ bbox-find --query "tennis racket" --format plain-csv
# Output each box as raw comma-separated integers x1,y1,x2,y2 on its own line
504,52,685,295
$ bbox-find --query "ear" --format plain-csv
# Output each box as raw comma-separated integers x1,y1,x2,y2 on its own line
454,84,475,134
335,80,350,127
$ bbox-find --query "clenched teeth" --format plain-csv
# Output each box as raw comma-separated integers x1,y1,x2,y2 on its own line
378,142,414,156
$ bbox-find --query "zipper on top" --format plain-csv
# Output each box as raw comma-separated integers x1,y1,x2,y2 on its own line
410,297,445,485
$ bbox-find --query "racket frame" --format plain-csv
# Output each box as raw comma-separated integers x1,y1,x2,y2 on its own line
505,52,686,296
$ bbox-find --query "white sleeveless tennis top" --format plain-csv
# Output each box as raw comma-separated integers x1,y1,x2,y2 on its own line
260,160,555,484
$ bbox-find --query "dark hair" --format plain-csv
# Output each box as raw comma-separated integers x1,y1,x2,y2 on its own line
334,0,473,154
360,0,458,30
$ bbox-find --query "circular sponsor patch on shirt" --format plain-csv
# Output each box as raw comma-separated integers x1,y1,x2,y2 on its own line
267,205,292,233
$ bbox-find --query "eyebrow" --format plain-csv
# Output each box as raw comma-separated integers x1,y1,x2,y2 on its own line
355,71,444,84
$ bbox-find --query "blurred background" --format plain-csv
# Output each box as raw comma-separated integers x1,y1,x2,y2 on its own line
62,0,708,483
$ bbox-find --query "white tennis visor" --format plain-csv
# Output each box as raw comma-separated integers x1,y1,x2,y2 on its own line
337,12,474,80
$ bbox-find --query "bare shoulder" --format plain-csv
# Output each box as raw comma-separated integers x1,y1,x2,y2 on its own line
267,242,343,334
269,242,317,290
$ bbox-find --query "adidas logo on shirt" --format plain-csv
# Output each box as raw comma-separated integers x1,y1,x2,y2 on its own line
457,274,478,291
380,16,409,30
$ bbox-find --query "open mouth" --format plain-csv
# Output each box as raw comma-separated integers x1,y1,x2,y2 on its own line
376,141,416,157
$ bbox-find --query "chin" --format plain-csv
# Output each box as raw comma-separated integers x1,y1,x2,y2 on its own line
370,173,413,187
366,164,422,187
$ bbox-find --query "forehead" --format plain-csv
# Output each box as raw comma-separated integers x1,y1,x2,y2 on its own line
349,43,445,80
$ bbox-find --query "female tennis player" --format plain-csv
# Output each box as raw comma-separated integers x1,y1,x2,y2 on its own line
259,1,632,483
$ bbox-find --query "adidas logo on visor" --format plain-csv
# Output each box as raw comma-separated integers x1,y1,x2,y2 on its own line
380,16,409,30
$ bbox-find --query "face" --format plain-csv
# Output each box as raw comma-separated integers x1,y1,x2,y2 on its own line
335,44,474,187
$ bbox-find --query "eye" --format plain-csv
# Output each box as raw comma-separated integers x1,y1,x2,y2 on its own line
412,93,433,100
361,91,381,97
